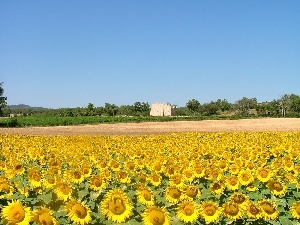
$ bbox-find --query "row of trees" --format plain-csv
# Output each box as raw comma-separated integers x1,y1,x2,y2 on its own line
1,82,300,117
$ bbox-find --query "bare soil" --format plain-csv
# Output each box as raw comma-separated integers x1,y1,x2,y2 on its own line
0,118,300,136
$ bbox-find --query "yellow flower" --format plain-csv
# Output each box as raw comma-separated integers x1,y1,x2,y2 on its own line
229,192,249,209
0,182,14,199
27,169,43,188
176,200,199,223
222,201,243,220
67,169,85,184
246,202,262,219
54,181,73,202
238,169,254,186
266,179,287,196
89,174,107,191
290,201,300,219
199,201,221,224
256,167,272,183
66,199,92,225
258,200,279,220
42,173,56,189
137,187,155,206
1,200,32,225
209,181,224,195
169,174,184,187
142,206,170,225
32,207,59,225
148,173,162,187
183,185,201,200
165,186,184,204
246,183,258,192
101,189,133,223
116,170,131,184
182,168,195,182
225,175,239,191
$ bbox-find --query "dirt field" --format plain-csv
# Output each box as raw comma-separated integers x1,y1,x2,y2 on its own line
0,118,300,136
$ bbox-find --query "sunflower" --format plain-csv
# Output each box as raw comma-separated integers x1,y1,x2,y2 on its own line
229,192,249,209
199,201,221,224
165,186,184,204
183,185,201,200
229,164,240,175
246,183,258,192
66,199,92,225
54,181,73,202
169,174,184,187
42,173,57,189
89,174,108,191
1,200,32,225
137,187,155,206
258,200,279,220
225,175,239,191
0,182,14,199
238,170,254,186
81,165,92,178
101,189,133,223
32,207,59,225
142,206,171,225
110,159,121,171
266,179,287,196
67,169,85,184
246,202,262,219
193,165,205,178
116,170,131,184
176,200,200,223
125,161,137,172
222,201,243,220
290,201,300,219
209,181,224,195
256,167,272,183
182,168,195,182
27,169,43,188
148,173,162,187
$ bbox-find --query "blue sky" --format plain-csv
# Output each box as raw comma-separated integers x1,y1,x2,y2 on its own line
1,1,299,108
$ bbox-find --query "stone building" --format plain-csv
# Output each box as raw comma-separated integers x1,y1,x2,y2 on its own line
150,103,176,116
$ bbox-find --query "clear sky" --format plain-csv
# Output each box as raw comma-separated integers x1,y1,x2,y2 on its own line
1,1,299,108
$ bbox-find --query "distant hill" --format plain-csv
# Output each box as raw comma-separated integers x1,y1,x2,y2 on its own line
9,104,49,110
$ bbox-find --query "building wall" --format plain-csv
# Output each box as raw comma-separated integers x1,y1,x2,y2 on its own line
150,103,174,116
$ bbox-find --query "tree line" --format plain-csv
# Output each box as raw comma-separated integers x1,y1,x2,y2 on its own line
1,82,300,118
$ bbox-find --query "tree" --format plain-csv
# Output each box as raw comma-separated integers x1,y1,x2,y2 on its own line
104,103,119,116
186,99,200,114
0,82,7,116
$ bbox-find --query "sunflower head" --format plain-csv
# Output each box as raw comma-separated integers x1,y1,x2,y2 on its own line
1,200,32,225
183,185,201,199
290,201,300,219
177,201,199,223
32,207,58,225
142,206,170,225
165,186,183,203
200,201,221,224
101,189,133,223
267,179,287,196
246,202,262,219
222,201,243,220
66,199,92,225
258,200,279,220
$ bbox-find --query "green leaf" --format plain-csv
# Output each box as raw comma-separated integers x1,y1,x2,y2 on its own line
279,217,295,225
37,192,53,204
78,189,89,200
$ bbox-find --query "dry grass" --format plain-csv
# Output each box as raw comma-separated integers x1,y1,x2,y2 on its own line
0,118,300,136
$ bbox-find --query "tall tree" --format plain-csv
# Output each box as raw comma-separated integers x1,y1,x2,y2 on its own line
0,82,8,116
186,99,200,114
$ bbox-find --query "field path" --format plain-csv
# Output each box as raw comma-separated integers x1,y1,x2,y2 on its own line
1,118,300,136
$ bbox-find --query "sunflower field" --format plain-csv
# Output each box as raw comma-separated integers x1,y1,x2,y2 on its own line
0,132,300,225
